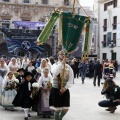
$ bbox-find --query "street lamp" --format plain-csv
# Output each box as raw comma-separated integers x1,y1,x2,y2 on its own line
109,40,116,60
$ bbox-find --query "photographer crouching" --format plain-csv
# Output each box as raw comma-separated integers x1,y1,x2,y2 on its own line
98,79,120,113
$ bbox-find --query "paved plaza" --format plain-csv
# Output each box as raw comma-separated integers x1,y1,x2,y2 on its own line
0,73,120,120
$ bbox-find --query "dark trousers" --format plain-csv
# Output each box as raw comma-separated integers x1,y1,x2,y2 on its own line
74,70,79,78
98,100,120,107
89,70,94,78
104,68,109,74
93,73,101,86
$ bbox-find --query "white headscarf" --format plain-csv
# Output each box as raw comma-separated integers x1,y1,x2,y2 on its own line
21,56,30,69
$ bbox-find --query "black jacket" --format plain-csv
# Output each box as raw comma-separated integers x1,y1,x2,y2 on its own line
12,79,35,108
16,75,25,83
101,86,119,101
94,63,103,75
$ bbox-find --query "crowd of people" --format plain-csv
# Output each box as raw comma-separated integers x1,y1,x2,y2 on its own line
0,50,74,120
0,51,120,120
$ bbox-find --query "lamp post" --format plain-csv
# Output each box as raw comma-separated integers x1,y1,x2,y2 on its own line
109,40,116,60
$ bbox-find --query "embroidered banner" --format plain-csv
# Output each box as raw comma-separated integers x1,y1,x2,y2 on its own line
59,12,87,54
82,20,90,55
37,10,60,44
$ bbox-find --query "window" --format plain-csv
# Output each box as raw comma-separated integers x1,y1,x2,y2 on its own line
42,0,48,4
103,53,107,60
23,0,29,3
64,0,69,5
2,0,9,2
104,1,113,11
113,0,117,8
103,35,106,47
104,3,107,11
103,19,107,31
112,52,116,60
113,16,117,29
113,33,116,44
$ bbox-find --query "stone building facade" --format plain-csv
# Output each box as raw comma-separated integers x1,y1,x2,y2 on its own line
0,0,97,58
98,0,120,62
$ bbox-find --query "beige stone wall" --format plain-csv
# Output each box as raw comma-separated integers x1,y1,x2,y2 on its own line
0,0,79,24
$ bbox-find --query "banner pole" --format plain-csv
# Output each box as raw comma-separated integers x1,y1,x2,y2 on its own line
72,0,76,15
61,55,66,88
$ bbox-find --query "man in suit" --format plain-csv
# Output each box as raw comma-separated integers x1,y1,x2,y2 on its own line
93,60,103,86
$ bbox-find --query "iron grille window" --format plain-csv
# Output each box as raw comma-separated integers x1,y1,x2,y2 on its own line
42,0,48,4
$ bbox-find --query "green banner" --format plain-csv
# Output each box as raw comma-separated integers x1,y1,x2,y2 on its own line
37,10,59,44
83,20,90,55
60,12,87,54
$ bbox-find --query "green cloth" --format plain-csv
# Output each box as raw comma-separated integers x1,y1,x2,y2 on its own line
83,20,90,55
59,12,87,54
37,10,59,44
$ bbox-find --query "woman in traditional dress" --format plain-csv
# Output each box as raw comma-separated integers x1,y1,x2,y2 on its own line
17,58,22,68
0,58,9,82
36,59,52,78
21,56,30,70
8,57,20,76
0,58,9,104
1,71,18,110
38,67,53,118
25,61,36,75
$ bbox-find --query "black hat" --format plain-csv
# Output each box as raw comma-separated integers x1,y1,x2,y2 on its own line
17,68,25,72
24,72,33,78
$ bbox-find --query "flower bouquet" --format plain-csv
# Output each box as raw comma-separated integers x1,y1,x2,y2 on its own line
5,79,19,91
47,81,52,89
31,83,39,99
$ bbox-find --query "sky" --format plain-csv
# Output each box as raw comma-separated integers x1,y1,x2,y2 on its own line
79,0,94,10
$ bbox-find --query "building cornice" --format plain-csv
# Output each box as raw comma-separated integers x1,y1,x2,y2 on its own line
98,0,111,3
0,2,75,9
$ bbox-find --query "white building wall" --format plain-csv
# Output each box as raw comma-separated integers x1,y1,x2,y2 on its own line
99,0,120,62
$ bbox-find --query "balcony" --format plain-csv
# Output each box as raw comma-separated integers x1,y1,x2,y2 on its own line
103,26,107,32
112,24,117,30
101,41,106,47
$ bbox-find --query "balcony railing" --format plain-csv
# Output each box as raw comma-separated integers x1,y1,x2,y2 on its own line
112,24,117,30
103,26,107,32
101,41,106,47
